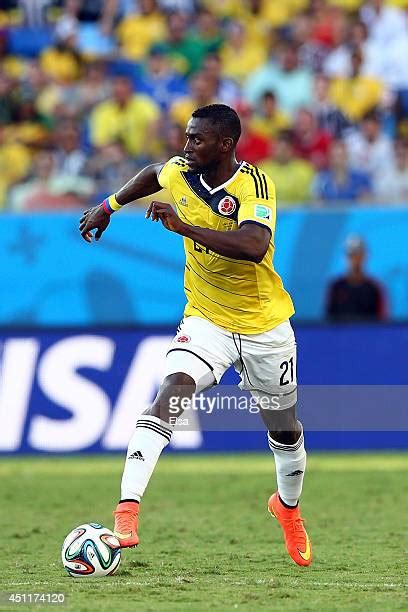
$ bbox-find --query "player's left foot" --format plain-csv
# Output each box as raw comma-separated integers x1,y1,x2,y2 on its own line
113,501,139,548
268,492,312,567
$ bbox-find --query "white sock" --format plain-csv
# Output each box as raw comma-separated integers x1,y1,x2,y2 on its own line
120,415,172,501
268,427,306,507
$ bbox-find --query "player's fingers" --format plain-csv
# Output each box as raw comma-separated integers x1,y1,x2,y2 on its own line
151,203,160,221
152,204,163,219
95,228,103,241
157,210,171,224
155,204,172,215
81,229,92,243
80,210,91,221
80,221,94,235
156,211,169,225
145,202,153,219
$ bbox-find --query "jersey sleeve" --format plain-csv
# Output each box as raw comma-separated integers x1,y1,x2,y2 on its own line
158,156,188,190
237,167,276,234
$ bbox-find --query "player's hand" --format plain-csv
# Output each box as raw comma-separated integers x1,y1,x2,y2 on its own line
146,201,185,234
79,204,110,243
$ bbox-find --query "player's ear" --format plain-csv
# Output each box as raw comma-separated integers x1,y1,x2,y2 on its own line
221,136,234,153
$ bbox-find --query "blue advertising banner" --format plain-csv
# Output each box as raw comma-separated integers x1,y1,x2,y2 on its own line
1,325,407,454
1,208,407,326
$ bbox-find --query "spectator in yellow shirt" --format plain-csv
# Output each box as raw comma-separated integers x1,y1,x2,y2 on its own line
40,25,82,84
89,75,160,158
328,0,362,10
4,96,49,148
201,0,237,20
329,47,384,122
250,91,291,140
236,0,299,46
260,130,315,206
116,0,166,61
204,0,307,23
0,126,32,208
0,30,25,79
219,21,267,85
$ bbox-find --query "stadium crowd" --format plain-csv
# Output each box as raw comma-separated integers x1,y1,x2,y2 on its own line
1,0,408,210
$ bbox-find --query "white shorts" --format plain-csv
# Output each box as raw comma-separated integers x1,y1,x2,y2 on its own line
165,316,297,410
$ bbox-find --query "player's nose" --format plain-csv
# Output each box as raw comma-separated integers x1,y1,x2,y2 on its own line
183,139,193,154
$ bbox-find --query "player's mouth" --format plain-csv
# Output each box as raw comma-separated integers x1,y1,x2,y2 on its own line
185,157,197,168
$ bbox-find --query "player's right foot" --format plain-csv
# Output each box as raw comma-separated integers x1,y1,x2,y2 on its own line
268,492,312,567
113,501,140,548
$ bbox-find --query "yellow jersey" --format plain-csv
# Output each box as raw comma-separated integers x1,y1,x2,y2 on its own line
158,156,294,334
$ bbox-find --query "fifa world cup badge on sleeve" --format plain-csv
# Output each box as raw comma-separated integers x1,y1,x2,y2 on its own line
254,205,271,221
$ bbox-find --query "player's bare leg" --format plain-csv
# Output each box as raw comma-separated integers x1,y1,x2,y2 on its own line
260,404,312,567
113,372,194,547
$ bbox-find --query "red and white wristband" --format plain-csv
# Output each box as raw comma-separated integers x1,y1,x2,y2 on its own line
102,194,122,215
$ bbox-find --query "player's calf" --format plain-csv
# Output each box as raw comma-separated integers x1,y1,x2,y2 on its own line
260,403,302,445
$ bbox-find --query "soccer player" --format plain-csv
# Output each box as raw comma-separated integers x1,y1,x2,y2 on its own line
79,104,312,567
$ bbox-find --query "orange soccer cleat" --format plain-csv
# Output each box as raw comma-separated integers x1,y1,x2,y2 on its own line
113,501,140,548
268,492,312,567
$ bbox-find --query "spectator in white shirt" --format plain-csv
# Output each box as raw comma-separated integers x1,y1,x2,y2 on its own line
360,0,406,47
323,18,383,79
345,109,394,177
382,32,408,93
374,138,408,204
349,19,384,80
52,120,86,177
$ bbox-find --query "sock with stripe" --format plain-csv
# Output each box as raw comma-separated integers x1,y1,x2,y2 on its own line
120,415,172,502
268,427,306,507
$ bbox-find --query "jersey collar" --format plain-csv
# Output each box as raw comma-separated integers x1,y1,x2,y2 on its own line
199,161,244,194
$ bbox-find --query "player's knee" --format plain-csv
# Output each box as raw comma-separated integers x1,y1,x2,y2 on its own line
161,372,196,397
150,372,196,421
264,405,301,445
269,428,300,445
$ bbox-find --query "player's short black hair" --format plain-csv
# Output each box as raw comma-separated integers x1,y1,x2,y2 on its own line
192,104,241,145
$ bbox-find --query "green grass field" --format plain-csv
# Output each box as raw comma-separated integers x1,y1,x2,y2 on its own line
0,453,407,611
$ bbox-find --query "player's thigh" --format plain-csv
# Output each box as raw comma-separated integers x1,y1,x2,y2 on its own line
237,320,297,411
165,316,234,393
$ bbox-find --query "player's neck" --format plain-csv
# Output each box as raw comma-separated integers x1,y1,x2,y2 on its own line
201,158,241,189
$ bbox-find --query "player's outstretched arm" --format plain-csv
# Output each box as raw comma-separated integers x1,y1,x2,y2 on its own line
147,201,270,263
79,163,164,243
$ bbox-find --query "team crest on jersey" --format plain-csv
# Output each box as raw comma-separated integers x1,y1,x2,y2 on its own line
218,196,236,216
176,334,191,343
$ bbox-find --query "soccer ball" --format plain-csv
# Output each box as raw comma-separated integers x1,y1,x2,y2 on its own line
61,523,121,577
